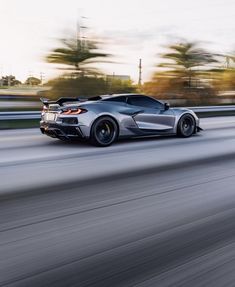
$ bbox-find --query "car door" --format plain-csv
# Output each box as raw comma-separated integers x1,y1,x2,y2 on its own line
127,96,175,132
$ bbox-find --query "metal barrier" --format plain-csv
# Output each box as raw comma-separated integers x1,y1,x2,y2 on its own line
1,106,235,121
0,111,41,120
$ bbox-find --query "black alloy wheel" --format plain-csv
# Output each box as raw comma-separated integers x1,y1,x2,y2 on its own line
90,117,118,146
177,114,196,137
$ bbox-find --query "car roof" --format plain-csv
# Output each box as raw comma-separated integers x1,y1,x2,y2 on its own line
88,94,145,101
103,93,144,99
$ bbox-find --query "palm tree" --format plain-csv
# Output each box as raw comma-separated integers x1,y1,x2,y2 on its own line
46,37,109,77
158,42,217,87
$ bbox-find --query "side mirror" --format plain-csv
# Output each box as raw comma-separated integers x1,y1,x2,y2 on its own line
164,103,170,110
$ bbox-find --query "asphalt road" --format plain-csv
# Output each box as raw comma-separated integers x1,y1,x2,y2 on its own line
0,117,235,286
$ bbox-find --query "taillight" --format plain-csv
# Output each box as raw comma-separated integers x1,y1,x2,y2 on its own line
61,108,87,115
42,105,48,113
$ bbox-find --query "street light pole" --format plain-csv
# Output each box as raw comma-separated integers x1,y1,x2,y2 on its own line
138,59,142,88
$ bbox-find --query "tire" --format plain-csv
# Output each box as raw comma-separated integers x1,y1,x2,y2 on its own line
177,114,196,138
90,116,118,147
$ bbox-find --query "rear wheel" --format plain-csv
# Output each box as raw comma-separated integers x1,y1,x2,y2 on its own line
90,117,118,147
177,114,195,137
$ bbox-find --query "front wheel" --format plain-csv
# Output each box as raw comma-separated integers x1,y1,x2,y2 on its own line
177,114,196,137
90,117,118,147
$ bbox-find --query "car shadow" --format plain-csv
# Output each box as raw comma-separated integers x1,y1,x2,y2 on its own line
45,132,203,149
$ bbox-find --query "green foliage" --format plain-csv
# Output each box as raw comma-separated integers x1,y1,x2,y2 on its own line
45,31,136,99
217,69,235,91
46,37,109,76
158,42,217,88
25,77,41,86
43,77,137,99
142,41,222,104
0,75,21,86
106,78,137,94
159,42,217,70
45,31,137,98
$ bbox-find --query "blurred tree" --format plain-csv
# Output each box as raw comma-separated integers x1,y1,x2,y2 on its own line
25,77,41,86
42,76,137,99
222,69,235,90
158,42,217,88
143,71,183,97
43,77,106,98
206,52,235,92
44,30,137,99
212,68,235,91
142,41,219,105
0,75,21,86
106,78,137,94
46,37,109,76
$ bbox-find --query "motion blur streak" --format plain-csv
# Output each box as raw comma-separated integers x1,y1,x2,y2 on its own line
0,117,235,286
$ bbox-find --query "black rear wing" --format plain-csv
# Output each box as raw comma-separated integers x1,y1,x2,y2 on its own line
40,97,81,107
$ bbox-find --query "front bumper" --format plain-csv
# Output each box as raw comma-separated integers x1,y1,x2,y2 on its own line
40,121,85,140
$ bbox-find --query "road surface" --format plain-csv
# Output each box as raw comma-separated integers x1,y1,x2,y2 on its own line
0,117,235,286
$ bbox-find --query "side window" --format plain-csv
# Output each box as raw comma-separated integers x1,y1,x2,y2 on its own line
127,96,162,109
104,96,127,103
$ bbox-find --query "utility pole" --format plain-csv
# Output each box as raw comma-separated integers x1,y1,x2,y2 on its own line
76,16,87,76
40,72,45,85
76,19,81,75
28,71,33,86
80,16,88,50
226,56,230,69
138,59,142,88
76,19,80,48
0,66,2,87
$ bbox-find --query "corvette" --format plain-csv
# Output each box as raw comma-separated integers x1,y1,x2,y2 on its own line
40,94,201,146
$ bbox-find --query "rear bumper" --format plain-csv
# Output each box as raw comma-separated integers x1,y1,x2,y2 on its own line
40,122,85,140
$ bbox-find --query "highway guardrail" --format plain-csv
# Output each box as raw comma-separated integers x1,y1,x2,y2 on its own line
1,105,235,121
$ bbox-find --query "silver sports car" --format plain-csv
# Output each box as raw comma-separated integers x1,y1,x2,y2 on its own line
40,94,201,146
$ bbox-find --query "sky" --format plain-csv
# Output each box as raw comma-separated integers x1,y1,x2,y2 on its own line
0,0,234,83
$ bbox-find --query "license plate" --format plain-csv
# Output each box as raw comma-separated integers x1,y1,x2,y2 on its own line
45,113,56,121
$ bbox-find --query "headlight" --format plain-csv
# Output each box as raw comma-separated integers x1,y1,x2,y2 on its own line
61,108,87,115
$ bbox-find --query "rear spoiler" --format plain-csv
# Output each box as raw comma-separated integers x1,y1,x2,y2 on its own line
40,97,81,106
